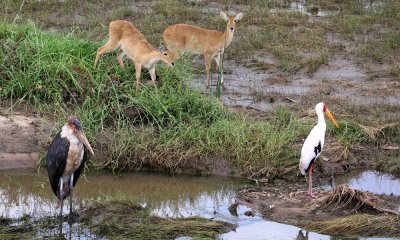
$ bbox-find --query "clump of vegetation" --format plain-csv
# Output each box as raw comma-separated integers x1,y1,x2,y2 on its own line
304,184,400,237
80,201,235,239
0,215,35,239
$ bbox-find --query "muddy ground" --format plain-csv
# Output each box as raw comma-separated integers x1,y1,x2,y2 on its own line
237,183,399,224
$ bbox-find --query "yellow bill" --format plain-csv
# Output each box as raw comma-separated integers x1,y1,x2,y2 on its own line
325,108,339,128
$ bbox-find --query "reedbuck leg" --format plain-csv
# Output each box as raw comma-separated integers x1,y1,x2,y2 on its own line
149,66,158,89
204,53,212,89
117,50,126,68
134,62,142,92
94,40,120,67
213,52,225,89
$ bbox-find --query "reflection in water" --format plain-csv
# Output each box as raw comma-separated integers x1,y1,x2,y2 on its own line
296,230,309,240
35,220,103,240
219,205,329,240
334,170,400,196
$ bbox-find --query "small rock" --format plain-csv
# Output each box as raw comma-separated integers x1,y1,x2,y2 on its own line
228,201,239,216
244,210,255,217
269,205,275,210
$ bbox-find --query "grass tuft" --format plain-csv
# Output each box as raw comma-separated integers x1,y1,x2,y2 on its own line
305,214,400,237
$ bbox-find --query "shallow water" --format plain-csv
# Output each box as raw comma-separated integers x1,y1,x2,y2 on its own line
334,170,400,196
0,170,398,239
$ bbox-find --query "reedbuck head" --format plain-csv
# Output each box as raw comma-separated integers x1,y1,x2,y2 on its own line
160,48,177,67
220,11,243,34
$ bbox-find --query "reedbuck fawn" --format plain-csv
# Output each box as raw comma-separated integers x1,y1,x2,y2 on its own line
94,20,175,91
163,11,243,89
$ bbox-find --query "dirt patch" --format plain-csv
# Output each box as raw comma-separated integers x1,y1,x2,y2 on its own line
236,184,400,237
0,111,52,171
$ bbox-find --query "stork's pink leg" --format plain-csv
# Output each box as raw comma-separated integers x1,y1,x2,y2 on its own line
308,164,316,198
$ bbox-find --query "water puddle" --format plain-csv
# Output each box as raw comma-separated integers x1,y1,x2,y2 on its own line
334,170,400,196
270,1,328,17
0,170,397,239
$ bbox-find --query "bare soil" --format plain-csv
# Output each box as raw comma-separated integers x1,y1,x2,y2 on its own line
0,110,52,171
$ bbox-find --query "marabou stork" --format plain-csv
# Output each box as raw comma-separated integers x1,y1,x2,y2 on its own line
46,116,94,219
299,102,339,198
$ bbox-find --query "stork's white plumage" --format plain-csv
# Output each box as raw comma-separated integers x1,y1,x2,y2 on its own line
299,102,339,198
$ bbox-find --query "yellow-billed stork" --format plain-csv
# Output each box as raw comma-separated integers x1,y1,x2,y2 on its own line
299,102,339,198
46,116,94,219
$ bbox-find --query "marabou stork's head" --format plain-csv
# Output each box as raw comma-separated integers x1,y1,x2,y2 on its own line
316,102,339,128
67,116,95,156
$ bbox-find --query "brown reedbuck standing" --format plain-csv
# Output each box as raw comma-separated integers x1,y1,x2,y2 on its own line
163,11,243,89
94,20,175,91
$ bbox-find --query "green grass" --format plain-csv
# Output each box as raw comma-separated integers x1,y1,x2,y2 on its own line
333,120,371,148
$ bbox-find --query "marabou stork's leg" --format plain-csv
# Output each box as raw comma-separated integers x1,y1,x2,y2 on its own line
69,173,74,216
59,178,64,220
308,164,316,198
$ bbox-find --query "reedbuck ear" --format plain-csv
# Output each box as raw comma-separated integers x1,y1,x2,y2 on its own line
234,12,243,21
220,11,229,21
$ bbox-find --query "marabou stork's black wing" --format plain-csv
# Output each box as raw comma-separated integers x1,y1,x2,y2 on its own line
46,131,69,198
72,146,87,187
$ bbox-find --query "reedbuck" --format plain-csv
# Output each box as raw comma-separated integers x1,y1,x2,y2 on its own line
163,11,243,89
94,20,175,91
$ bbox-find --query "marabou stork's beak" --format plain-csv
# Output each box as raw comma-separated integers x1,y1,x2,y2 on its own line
325,108,339,128
76,130,95,156
73,119,95,156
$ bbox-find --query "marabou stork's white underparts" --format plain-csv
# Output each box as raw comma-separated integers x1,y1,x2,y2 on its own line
46,116,94,219
299,102,339,198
